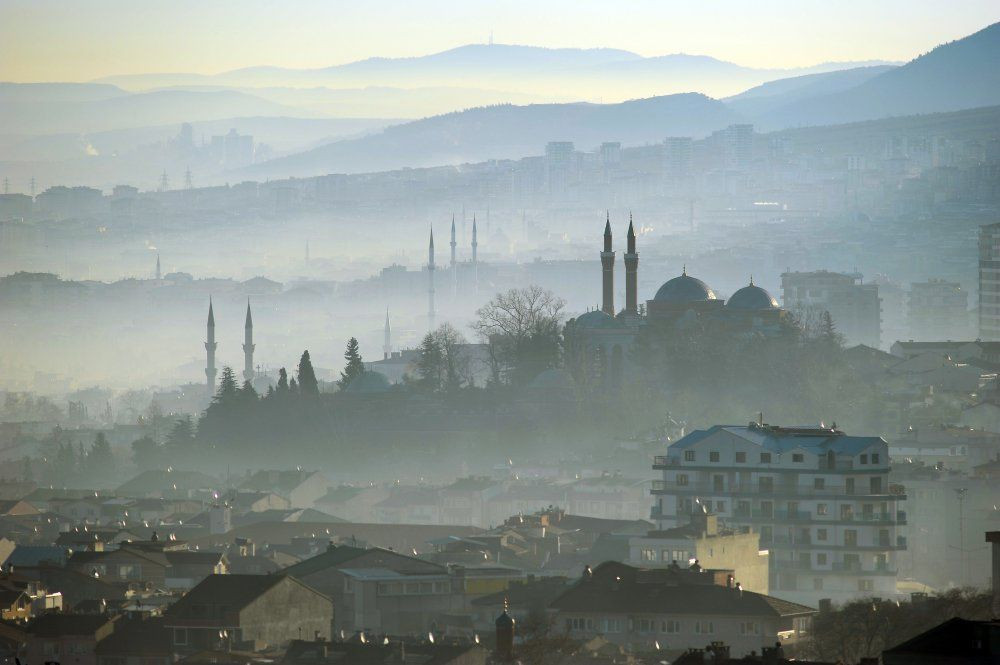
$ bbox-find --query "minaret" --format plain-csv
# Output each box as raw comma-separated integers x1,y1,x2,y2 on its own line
383,309,391,360
242,299,255,383
205,299,217,394
450,215,458,298
472,215,479,293
601,214,615,316
155,253,161,281
624,214,639,315
428,228,436,331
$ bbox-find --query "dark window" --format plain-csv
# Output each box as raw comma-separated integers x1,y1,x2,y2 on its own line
860,454,868,464
684,450,696,462
792,453,804,463
735,452,746,463
709,451,720,462
760,453,772,463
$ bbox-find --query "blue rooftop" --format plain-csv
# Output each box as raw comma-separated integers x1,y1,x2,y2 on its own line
669,424,883,456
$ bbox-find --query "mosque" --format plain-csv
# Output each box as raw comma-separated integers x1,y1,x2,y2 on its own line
569,216,789,385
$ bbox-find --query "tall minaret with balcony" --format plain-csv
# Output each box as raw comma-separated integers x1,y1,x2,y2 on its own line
383,309,391,360
450,215,457,298
242,299,255,382
427,228,436,331
624,214,639,315
601,215,615,315
205,299,217,394
472,215,479,293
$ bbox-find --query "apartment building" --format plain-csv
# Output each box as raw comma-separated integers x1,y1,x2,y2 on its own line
651,422,906,606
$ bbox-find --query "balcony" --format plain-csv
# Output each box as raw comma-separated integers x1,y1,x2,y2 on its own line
652,456,680,468
650,479,907,500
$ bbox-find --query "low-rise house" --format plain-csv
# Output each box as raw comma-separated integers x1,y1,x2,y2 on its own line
549,561,814,657
23,613,115,665
439,477,503,527
313,485,389,523
568,474,650,521
68,538,226,590
882,617,1000,665
164,574,332,653
116,470,220,499
94,616,173,665
239,470,328,509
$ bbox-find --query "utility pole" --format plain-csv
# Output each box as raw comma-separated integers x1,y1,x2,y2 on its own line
2,177,8,195
30,176,36,197
955,487,968,586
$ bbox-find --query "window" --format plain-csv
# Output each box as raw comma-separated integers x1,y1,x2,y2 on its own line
760,501,773,517
684,450,696,462
860,454,868,465
677,474,689,486
709,451,720,462
858,579,874,592
872,453,880,464
792,453,804,463
817,503,828,516
118,564,141,580
603,618,623,632
173,628,188,646
637,618,655,633
817,528,828,542
567,617,594,631
844,530,858,547
695,620,714,635
814,478,826,490
661,619,681,634
739,621,760,636
735,452,746,463
760,453,772,463
641,548,656,561
817,553,828,565
715,501,726,513
661,549,671,562
870,477,883,494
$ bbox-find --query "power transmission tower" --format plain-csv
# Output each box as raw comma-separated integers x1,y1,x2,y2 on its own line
159,170,169,192
184,167,193,189
30,176,36,197
2,177,8,195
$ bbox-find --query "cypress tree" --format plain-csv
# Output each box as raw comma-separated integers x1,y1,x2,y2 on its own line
297,351,320,396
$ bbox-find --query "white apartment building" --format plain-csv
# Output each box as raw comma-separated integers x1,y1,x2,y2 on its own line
651,422,906,606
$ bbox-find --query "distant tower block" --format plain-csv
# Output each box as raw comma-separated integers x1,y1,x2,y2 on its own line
205,299,218,394
383,309,392,360
155,253,161,281
159,170,169,192
243,299,255,382
428,228,436,331
472,215,479,293
625,214,639,315
450,215,457,297
601,215,615,316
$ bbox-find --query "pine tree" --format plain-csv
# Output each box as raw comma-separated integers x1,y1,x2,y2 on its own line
414,333,444,392
338,338,365,388
289,377,299,394
214,367,239,405
89,432,114,478
165,416,194,450
276,367,289,392
297,351,319,396
241,379,260,401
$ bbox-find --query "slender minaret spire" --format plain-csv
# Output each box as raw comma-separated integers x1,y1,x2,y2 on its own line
624,213,639,315
471,215,479,293
243,299,255,382
205,299,217,394
155,253,161,281
383,309,392,360
601,213,615,316
450,215,458,298
428,228,436,331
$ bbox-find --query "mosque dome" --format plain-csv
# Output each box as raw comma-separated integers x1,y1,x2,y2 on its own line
653,270,716,303
726,281,780,310
573,310,620,329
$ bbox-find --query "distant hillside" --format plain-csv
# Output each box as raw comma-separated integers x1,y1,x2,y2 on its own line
0,87,314,134
0,82,127,103
762,22,1000,128
93,43,893,100
242,93,741,179
724,66,895,118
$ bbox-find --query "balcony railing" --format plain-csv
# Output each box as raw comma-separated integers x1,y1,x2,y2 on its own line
653,456,680,467
650,479,906,499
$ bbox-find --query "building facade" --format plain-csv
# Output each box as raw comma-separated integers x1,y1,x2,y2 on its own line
651,423,906,606
979,222,1000,340
781,270,881,348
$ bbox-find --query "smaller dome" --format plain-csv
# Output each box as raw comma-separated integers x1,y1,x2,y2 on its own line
573,310,620,329
653,271,716,303
344,371,391,393
726,282,779,310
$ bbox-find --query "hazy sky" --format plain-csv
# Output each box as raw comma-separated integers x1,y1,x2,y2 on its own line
2,0,998,82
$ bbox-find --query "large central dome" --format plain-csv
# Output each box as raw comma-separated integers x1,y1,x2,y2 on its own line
653,272,717,303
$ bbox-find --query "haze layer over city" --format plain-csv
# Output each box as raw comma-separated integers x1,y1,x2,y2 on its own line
1,2,1000,663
